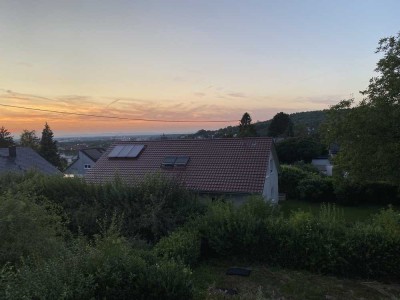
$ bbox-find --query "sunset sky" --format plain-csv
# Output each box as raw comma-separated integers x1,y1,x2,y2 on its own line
1,1,399,137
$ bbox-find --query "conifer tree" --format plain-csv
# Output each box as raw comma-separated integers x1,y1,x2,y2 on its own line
0,126,14,147
39,122,62,169
238,112,257,137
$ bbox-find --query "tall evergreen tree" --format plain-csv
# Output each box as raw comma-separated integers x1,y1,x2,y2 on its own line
268,112,294,137
39,123,62,169
238,112,257,137
0,126,14,147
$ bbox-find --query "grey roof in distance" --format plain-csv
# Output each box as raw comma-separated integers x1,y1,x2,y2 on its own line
0,147,62,175
81,148,106,162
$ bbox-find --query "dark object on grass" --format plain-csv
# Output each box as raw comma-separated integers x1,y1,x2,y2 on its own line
226,267,251,276
214,288,238,295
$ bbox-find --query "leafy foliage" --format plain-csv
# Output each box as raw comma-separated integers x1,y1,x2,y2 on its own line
334,179,400,205
268,112,294,137
0,192,66,266
278,165,309,200
194,200,400,278
1,226,194,300
276,137,327,163
0,172,204,243
0,126,14,147
19,129,40,150
154,227,201,266
296,175,335,202
323,33,400,186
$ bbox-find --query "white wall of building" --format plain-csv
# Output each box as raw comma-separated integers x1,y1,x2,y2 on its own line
262,149,279,203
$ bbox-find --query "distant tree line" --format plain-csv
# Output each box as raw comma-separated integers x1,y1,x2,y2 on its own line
0,122,64,170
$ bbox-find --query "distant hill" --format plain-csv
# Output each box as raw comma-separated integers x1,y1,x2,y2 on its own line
190,110,327,138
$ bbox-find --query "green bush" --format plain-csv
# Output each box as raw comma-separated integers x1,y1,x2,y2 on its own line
154,227,201,266
1,227,194,300
278,165,309,199
0,192,66,266
0,172,205,243
296,175,336,202
334,179,400,205
1,239,95,300
195,200,400,279
199,197,277,259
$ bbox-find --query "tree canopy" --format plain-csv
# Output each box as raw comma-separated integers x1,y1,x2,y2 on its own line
268,112,294,137
323,32,400,185
0,126,14,147
276,137,327,164
20,129,40,150
238,112,257,137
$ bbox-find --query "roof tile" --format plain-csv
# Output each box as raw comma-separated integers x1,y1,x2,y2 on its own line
85,137,274,194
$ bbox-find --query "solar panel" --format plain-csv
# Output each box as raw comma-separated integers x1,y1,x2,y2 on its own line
108,145,125,158
118,145,135,157
108,145,145,158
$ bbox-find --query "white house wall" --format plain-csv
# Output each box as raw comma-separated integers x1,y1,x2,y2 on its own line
262,149,279,203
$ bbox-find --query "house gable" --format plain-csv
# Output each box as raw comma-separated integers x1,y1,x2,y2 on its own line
65,148,105,176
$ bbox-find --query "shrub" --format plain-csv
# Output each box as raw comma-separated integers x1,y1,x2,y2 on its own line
195,200,400,279
0,192,66,266
334,179,400,205
372,206,400,237
1,226,194,300
154,227,201,266
0,172,205,243
296,175,336,202
199,197,277,259
278,165,309,199
1,239,95,300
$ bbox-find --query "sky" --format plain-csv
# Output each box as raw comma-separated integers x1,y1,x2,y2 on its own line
1,0,399,137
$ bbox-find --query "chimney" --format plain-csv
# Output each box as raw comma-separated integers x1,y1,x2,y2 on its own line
9,146,16,158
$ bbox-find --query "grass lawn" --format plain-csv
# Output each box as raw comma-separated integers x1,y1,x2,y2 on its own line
192,259,400,299
278,200,391,223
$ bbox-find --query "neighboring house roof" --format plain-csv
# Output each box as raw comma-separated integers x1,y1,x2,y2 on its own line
80,148,106,162
0,147,61,175
65,148,105,173
85,138,276,194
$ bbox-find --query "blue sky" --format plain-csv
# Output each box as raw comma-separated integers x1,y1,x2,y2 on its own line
0,0,399,136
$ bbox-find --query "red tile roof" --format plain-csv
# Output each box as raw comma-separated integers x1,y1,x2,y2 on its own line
85,137,274,194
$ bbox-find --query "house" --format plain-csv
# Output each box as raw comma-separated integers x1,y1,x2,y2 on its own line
85,138,280,203
311,156,333,176
0,146,61,175
65,148,105,177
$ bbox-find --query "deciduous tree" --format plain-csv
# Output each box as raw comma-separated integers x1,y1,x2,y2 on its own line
20,129,40,150
323,33,400,185
268,112,294,137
